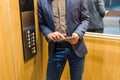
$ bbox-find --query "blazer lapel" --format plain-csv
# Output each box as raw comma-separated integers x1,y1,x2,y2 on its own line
47,0,54,24
43,0,54,30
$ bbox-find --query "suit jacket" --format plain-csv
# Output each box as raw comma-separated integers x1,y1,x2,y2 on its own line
86,0,106,29
38,0,89,58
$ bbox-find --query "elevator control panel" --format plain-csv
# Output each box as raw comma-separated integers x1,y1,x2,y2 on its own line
19,0,37,61
22,25,36,60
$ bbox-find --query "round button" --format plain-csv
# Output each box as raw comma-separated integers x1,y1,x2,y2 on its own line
32,33,35,36
28,45,31,48
28,41,31,44
27,30,30,34
32,43,35,46
27,38,30,41
27,34,30,37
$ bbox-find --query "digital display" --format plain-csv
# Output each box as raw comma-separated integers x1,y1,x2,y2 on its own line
20,0,34,12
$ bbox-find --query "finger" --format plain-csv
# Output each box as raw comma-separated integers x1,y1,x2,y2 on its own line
52,35,57,41
54,32,65,39
62,33,67,37
54,33,61,39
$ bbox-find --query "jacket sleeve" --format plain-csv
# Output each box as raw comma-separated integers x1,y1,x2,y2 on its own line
74,0,89,38
97,0,106,17
38,0,53,38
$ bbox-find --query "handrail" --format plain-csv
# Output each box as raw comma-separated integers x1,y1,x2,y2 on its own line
85,32,120,40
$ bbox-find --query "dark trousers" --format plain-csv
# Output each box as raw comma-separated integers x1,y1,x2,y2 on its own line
46,46,85,80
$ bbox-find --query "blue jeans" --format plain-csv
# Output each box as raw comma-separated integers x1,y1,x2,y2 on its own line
46,47,85,80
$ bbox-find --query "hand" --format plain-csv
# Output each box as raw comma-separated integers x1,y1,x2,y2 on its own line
105,10,109,15
65,33,80,44
47,31,66,42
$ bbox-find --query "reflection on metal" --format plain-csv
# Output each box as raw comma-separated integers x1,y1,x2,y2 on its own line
105,0,120,10
119,19,120,30
103,17,120,35
21,11,34,26
103,0,120,35
110,0,112,6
